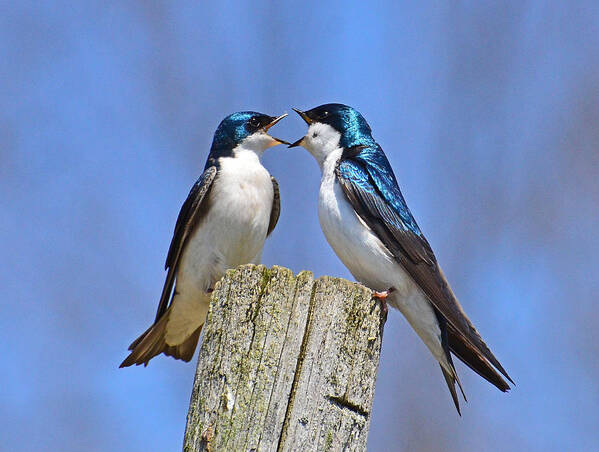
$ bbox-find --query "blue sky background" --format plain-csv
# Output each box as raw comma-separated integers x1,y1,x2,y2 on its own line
2,1,598,451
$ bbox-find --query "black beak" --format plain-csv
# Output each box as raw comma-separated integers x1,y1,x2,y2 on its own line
288,107,311,148
271,136,291,145
292,107,312,125
263,113,287,132
287,137,304,148
263,113,290,145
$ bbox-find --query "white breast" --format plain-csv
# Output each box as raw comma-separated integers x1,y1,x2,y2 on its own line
317,149,418,299
164,148,275,345
177,149,274,296
315,148,446,366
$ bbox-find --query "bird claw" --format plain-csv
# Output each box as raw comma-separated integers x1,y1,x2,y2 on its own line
372,290,390,300
372,288,394,323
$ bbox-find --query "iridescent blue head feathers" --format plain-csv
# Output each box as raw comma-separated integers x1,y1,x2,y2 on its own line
297,103,375,148
206,111,287,168
210,111,267,154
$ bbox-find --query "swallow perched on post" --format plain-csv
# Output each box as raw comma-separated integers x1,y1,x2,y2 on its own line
290,103,512,413
120,111,288,367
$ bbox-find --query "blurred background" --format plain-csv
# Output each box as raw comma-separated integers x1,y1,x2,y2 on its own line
2,1,598,451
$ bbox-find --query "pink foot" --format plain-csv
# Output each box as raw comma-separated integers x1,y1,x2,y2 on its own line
372,290,390,300
372,288,394,322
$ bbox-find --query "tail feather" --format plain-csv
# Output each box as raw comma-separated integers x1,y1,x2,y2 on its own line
164,325,202,362
120,308,203,368
434,308,467,414
128,328,148,351
440,365,461,416
448,325,512,392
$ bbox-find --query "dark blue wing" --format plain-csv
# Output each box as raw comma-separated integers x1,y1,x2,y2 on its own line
336,146,435,266
335,146,512,384
155,165,218,322
267,176,280,237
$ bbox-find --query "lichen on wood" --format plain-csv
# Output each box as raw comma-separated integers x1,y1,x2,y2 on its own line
183,264,384,452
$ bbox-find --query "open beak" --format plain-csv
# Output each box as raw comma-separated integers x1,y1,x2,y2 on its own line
263,113,290,145
292,107,312,125
287,137,304,148
288,108,311,148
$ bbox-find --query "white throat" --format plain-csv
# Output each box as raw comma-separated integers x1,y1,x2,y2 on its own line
232,145,263,163
301,123,342,169
235,131,280,159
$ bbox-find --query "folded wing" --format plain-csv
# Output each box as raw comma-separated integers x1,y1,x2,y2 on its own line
335,146,512,389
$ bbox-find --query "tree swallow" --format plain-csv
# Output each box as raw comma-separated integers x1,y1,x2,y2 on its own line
290,103,512,413
120,111,288,367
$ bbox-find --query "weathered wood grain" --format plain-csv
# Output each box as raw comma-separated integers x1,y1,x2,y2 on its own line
183,265,384,452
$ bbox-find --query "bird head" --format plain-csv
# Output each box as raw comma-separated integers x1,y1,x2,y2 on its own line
289,103,374,164
208,111,288,166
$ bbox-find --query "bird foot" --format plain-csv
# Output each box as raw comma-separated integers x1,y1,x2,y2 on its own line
372,289,390,300
372,288,394,322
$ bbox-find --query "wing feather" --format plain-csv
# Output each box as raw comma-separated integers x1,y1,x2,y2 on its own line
154,166,218,323
267,176,280,237
335,149,512,385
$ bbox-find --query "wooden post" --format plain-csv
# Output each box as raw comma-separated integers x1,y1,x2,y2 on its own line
183,264,385,452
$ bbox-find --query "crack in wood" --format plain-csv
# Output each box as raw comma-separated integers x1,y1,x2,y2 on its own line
183,265,382,452
276,279,318,452
326,395,370,419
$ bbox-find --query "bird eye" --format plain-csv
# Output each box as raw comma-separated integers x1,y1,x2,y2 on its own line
249,117,261,128
318,111,329,119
